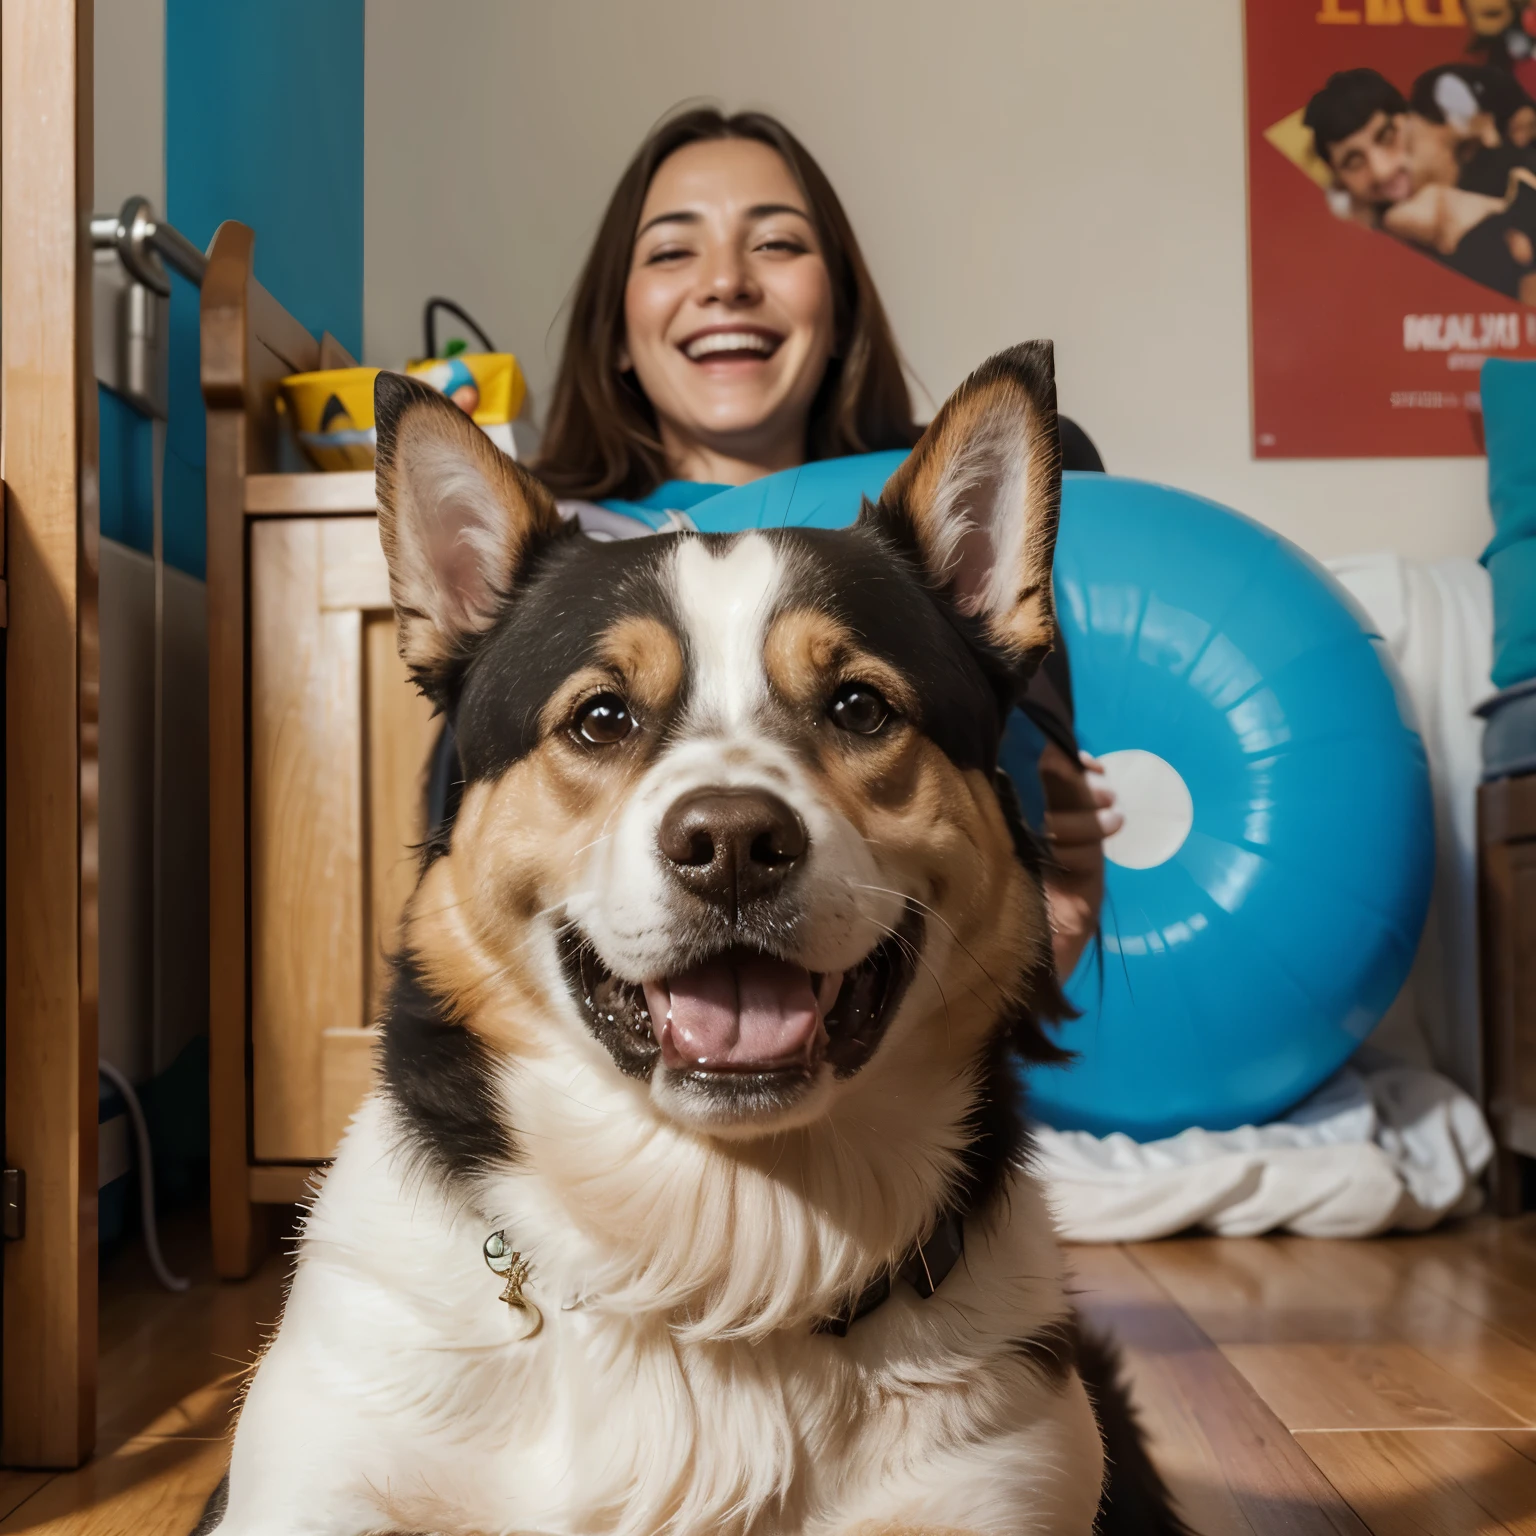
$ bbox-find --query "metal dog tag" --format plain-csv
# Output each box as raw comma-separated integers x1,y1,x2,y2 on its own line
483,1229,543,1340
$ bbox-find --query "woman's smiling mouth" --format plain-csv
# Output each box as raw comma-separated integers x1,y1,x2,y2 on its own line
679,326,783,363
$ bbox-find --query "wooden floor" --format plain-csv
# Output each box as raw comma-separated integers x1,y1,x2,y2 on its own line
1074,1220,1536,1536
0,1214,287,1536
4,1215,1535,1535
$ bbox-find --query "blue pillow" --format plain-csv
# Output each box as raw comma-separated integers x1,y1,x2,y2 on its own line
1482,358,1536,689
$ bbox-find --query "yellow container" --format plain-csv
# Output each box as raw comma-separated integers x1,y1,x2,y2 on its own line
280,353,526,471
279,366,380,472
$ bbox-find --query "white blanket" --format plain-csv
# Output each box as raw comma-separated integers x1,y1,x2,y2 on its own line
1037,1061,1493,1240
1038,553,1497,1241
1328,552,1493,1096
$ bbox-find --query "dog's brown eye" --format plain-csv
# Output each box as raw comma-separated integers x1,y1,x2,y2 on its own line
574,693,634,745
829,682,890,735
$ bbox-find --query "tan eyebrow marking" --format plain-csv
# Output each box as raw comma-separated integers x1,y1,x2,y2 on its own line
763,608,914,716
597,615,684,716
763,608,852,706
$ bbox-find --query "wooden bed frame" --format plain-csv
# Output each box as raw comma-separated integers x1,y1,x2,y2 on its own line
203,221,434,1277
1479,771,1536,1215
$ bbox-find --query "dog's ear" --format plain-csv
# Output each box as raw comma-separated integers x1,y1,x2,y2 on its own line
864,341,1061,671
373,370,561,689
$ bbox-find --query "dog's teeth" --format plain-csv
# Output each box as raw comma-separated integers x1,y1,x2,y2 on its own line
815,970,845,1016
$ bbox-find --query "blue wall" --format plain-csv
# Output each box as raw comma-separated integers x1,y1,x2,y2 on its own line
164,0,365,577
99,386,156,554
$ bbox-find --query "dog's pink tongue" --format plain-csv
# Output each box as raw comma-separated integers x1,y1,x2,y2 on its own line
644,956,821,1070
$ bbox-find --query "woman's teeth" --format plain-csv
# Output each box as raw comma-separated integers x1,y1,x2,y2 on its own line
683,331,778,361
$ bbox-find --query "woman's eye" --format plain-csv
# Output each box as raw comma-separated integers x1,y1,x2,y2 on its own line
829,683,891,736
574,693,634,746
756,238,807,255
643,246,691,266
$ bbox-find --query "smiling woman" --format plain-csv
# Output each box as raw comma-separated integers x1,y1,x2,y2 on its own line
621,138,839,484
536,108,920,498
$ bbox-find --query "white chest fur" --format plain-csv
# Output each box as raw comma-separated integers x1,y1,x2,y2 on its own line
220,1097,1102,1536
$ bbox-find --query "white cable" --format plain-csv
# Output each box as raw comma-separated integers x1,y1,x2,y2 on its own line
98,1059,190,1293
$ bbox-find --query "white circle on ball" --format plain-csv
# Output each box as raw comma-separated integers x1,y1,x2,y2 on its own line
1095,749,1194,870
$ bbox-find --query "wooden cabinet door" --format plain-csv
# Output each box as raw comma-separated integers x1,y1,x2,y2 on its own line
248,516,434,1163
2,0,100,1469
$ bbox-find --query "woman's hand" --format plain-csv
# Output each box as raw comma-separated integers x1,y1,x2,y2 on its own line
1039,744,1123,980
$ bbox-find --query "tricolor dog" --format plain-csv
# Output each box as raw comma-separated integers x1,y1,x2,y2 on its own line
202,344,1190,1535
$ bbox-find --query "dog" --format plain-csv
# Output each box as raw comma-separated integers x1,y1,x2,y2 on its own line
200,343,1190,1535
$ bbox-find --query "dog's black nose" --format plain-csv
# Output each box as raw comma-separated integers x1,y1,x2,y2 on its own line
658,788,808,913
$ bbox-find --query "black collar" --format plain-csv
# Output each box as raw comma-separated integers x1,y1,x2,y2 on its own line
814,1206,966,1336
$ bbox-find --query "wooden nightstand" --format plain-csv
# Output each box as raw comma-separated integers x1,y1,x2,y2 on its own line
202,223,434,1276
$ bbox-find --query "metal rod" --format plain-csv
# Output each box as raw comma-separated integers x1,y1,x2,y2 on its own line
148,220,208,287
90,195,206,292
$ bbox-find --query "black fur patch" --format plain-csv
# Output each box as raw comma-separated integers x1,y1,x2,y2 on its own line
450,531,679,781
1010,1313,1080,1387
949,1024,1034,1225
993,765,1078,1039
378,955,516,1185
1076,1324,1198,1536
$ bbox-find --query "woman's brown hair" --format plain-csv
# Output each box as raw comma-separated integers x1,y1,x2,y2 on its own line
535,106,921,501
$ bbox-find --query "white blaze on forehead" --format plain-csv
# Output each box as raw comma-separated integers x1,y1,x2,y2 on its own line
671,534,784,729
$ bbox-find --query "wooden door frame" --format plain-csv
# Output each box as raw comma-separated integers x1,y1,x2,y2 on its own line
1,0,99,1469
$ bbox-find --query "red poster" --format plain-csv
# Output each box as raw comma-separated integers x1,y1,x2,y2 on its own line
1246,0,1536,457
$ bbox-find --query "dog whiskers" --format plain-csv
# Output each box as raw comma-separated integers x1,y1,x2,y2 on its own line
568,828,616,861
845,881,1016,1008
850,882,1001,969
860,913,956,1049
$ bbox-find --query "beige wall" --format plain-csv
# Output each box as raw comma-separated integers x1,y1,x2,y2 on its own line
95,0,164,214
364,0,1492,562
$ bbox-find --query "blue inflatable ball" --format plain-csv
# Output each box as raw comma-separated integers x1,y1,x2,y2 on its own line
687,457,1435,1141
1031,476,1433,1138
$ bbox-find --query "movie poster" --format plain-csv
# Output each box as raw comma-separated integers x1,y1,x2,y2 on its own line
1246,0,1536,457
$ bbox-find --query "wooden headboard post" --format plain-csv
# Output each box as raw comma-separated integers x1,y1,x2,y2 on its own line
202,222,321,1278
